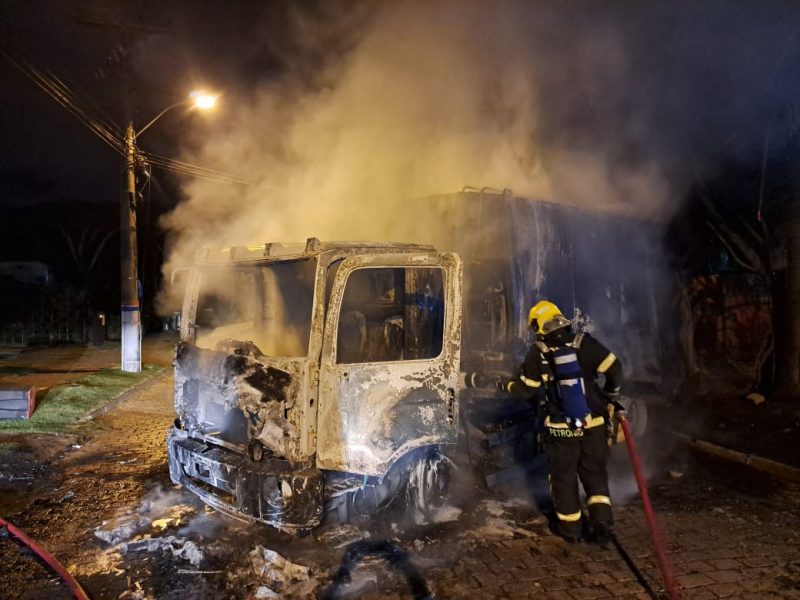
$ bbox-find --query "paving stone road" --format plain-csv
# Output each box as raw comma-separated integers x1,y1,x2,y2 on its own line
2,372,800,599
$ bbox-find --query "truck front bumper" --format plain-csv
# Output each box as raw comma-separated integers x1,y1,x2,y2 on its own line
167,428,324,531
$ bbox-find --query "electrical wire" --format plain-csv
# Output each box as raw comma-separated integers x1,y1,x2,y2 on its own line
45,69,122,144
145,158,249,185
142,151,252,185
34,72,120,149
39,67,123,151
1,45,124,155
142,152,251,184
2,45,250,186
146,169,173,206
60,70,123,135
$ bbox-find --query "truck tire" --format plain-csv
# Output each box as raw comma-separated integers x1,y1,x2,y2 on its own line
619,395,648,438
350,446,453,525
405,446,453,522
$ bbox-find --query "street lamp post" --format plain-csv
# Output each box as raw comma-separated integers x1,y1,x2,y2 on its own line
119,92,218,373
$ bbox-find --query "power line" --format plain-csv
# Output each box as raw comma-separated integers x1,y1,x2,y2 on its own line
141,151,252,186
1,45,124,155
54,70,122,137
42,67,123,150
2,45,250,186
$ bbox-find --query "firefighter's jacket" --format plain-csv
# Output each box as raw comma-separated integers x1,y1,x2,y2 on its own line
504,329,623,426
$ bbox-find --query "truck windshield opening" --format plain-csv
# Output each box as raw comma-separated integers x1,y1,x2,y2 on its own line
194,258,316,357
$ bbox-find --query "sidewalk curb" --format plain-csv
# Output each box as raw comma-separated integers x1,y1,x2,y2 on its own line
79,369,170,423
672,431,800,483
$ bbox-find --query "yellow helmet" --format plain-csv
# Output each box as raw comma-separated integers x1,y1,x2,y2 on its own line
528,300,571,336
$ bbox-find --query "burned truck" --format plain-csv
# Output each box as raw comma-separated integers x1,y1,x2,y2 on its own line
167,190,668,531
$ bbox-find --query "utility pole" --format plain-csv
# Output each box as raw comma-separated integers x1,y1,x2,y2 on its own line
72,11,170,374
120,122,141,372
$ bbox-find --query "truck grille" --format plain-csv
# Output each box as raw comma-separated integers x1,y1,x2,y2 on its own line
183,379,249,445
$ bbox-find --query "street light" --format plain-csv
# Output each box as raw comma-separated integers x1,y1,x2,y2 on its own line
120,91,217,373
137,91,219,137
190,91,217,110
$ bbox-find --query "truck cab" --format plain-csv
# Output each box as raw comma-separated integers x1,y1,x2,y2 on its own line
167,238,463,531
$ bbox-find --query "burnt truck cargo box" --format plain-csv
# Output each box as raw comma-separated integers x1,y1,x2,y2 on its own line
407,190,673,387
0,386,37,420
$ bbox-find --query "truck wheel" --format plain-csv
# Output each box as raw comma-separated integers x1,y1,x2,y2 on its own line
619,395,648,438
350,446,454,524
405,447,453,522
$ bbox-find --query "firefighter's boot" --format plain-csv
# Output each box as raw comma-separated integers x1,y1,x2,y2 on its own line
587,498,613,544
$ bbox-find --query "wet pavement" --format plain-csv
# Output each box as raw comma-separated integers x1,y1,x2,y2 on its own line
1,371,800,599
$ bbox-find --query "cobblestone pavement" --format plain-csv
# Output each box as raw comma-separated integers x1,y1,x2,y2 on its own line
422,481,800,600
1,374,799,599
394,447,800,600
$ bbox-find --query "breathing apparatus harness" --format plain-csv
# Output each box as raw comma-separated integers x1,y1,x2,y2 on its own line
536,332,591,430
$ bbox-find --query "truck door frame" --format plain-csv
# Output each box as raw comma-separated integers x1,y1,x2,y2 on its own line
316,252,463,476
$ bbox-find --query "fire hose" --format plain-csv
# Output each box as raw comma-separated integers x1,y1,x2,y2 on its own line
617,411,680,600
0,516,89,600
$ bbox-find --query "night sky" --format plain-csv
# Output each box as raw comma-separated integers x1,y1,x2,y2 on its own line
0,0,297,207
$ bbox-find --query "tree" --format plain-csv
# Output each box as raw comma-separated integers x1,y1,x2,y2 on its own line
59,225,117,289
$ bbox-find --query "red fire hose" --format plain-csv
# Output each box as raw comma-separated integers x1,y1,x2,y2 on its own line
0,516,89,600
618,413,680,600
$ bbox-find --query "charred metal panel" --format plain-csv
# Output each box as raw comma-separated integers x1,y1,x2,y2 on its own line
317,252,463,477
167,429,323,531
508,198,576,343
318,361,457,475
173,341,312,461
570,210,665,384
507,197,667,384
402,192,668,387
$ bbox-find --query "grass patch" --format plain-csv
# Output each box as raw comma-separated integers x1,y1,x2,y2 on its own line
0,365,164,434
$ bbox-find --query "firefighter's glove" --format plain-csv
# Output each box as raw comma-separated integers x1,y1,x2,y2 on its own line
606,400,626,446
606,398,626,418
604,387,625,422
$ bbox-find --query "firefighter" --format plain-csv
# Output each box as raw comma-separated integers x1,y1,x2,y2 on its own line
500,300,623,544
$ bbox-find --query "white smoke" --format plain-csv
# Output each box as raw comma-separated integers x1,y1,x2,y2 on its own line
152,1,800,313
